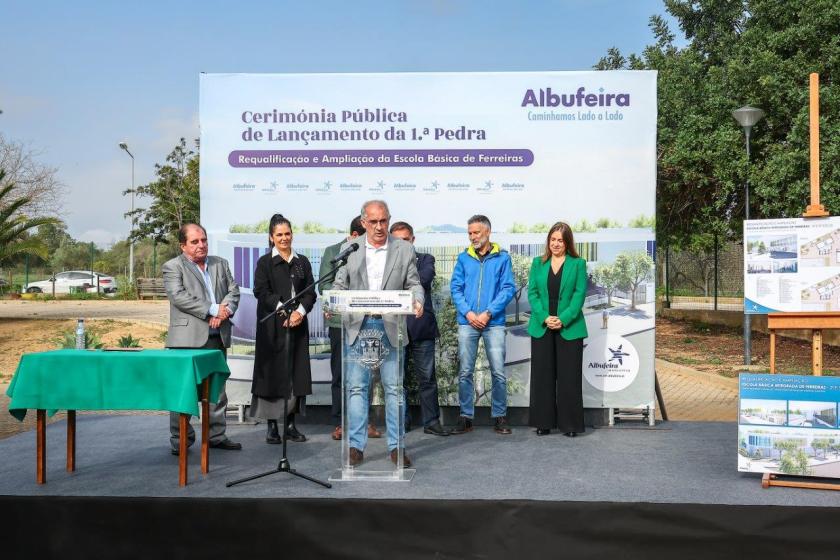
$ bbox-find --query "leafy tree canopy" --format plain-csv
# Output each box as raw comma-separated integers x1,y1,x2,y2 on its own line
596,0,840,247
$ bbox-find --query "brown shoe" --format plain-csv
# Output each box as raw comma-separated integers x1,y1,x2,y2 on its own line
349,447,364,467
390,448,412,468
494,417,513,435
331,425,342,441
368,423,383,438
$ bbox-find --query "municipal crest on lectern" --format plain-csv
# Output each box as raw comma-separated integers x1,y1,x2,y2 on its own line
351,328,390,369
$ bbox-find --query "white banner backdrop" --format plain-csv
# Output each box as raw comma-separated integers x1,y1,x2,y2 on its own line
200,71,657,410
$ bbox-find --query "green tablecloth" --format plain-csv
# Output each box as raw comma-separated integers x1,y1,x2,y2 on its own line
6,349,230,421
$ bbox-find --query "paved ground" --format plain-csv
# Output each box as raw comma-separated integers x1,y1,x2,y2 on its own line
0,300,169,325
654,358,738,422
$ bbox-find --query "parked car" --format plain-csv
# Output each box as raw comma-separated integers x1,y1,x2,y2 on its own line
24,271,118,294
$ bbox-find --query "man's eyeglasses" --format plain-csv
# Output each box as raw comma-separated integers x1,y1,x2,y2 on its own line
365,219,390,226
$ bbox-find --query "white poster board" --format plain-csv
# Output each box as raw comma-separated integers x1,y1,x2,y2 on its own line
744,217,840,314
199,71,657,409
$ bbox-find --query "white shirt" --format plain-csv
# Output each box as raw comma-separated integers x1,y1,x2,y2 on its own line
188,259,220,334
365,237,389,290
271,246,307,317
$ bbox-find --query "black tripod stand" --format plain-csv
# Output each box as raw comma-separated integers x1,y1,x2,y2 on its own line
226,258,349,490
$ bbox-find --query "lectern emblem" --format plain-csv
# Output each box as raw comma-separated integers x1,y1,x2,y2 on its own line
352,328,390,369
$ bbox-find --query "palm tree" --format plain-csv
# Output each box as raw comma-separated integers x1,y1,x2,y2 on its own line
0,169,61,267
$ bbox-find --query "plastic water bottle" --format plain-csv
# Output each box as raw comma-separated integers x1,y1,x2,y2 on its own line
75,318,85,349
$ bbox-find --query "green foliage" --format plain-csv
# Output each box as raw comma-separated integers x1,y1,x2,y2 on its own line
54,329,104,350
117,334,141,348
0,169,62,267
529,222,550,233
128,138,200,243
301,221,338,234
573,219,596,233
510,253,532,323
509,222,529,233
230,220,270,234
591,262,622,305
628,214,656,229
595,217,622,229
596,1,840,247
614,251,654,309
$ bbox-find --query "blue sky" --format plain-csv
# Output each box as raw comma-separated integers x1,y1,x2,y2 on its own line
0,0,679,246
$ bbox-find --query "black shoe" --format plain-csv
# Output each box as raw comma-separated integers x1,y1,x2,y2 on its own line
563,432,578,438
423,421,451,436
405,420,412,433
266,420,282,444
285,422,307,443
209,439,242,450
450,416,473,435
494,417,512,435
171,444,193,455
536,428,551,436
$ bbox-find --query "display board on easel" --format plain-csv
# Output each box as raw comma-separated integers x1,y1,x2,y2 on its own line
739,73,840,491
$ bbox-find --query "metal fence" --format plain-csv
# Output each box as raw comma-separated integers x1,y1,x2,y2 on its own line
657,240,745,310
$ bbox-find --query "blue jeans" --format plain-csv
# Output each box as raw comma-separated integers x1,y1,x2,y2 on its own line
344,318,403,451
457,325,507,418
404,338,441,427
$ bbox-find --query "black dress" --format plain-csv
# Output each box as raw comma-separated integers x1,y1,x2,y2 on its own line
250,251,315,415
529,262,585,433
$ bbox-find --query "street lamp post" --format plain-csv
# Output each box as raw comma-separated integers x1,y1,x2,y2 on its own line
118,142,135,284
732,105,765,366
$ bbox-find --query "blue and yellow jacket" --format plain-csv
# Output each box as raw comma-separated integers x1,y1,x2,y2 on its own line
450,243,515,327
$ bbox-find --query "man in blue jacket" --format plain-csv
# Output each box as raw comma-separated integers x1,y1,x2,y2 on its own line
450,215,515,435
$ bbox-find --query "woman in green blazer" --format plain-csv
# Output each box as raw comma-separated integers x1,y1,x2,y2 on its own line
527,222,589,436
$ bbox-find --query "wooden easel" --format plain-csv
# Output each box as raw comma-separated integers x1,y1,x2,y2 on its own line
762,73,840,492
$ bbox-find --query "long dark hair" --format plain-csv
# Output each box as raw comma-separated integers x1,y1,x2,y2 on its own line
541,222,578,262
268,213,292,248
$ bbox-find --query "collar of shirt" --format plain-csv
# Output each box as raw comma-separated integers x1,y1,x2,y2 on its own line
364,237,388,252
271,246,298,262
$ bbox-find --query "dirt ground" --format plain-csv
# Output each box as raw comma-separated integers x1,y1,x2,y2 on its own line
0,318,167,381
656,316,840,377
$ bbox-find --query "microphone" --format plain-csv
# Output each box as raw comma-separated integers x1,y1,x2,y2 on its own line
330,242,360,264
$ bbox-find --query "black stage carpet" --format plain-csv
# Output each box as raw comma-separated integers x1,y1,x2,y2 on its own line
2,416,839,558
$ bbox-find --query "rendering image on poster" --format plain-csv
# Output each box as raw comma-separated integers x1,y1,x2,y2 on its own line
200,72,657,410
744,217,840,313
739,374,840,479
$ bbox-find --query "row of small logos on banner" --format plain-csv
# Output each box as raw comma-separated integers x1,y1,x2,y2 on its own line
231,180,527,194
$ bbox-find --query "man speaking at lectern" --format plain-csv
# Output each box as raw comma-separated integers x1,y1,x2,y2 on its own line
332,200,424,468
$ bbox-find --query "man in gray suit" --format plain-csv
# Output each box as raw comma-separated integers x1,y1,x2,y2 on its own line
332,200,424,468
163,223,242,453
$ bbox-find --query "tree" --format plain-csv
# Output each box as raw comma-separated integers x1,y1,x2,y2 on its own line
128,138,199,243
573,219,596,233
591,263,621,305
0,133,64,217
614,251,654,309
510,253,531,324
595,217,622,229
773,438,798,461
596,2,840,248
0,169,62,267
509,222,528,233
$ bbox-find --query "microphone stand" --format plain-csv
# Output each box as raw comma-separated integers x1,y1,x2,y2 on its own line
226,257,349,490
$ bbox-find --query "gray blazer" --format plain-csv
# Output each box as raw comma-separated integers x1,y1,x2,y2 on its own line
162,254,240,348
332,235,424,347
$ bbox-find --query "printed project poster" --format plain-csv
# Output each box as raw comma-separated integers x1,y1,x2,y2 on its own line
739,373,840,479
744,217,840,314
200,71,657,410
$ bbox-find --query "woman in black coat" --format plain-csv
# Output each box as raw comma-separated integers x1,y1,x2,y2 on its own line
250,214,316,443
